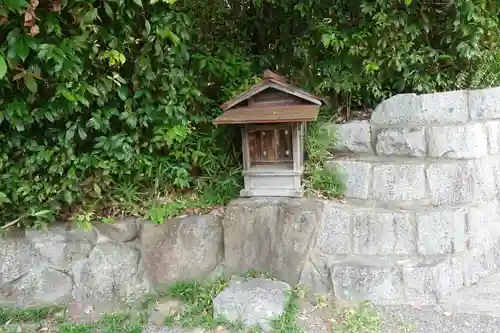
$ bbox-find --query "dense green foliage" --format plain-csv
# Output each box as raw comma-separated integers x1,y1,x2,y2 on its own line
1,0,499,227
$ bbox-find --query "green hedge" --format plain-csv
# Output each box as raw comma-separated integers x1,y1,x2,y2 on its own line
0,0,499,227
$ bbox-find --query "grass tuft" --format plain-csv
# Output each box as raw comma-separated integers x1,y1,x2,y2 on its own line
270,288,302,333
163,278,234,330
331,301,382,333
0,306,62,325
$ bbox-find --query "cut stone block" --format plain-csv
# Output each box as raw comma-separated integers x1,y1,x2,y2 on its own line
331,262,403,303
213,277,291,332
371,164,426,201
462,246,499,287
371,93,422,125
468,201,500,249
372,91,468,125
420,90,469,124
352,210,415,255
427,124,488,159
326,160,371,199
331,120,373,154
315,203,352,255
94,218,138,242
416,208,467,255
375,126,426,157
469,86,500,120
402,263,439,305
486,121,500,154
471,157,498,200
426,162,475,205
1,266,73,306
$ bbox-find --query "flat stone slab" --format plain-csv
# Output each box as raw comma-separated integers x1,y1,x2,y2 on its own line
440,273,500,317
212,277,291,332
379,305,500,333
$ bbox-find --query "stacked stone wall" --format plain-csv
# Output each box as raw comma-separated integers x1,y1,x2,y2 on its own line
3,87,500,314
312,87,500,304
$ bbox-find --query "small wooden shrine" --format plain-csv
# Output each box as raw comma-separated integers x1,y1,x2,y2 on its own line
213,70,323,197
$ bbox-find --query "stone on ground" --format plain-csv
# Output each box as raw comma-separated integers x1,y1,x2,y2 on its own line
212,277,291,332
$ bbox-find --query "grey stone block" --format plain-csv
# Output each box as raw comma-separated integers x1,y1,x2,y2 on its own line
69,242,152,321
462,247,496,287
469,86,500,120
315,203,352,255
427,124,488,159
420,90,469,124
331,121,373,154
435,256,465,298
331,263,404,303
371,164,426,201
471,158,498,201
486,121,500,154
140,214,223,286
375,126,426,157
298,259,332,297
403,256,464,302
371,93,422,125
416,208,467,255
213,277,291,332
402,263,439,305
468,201,500,249
1,266,73,306
0,237,42,286
94,218,138,242
25,226,96,270
352,210,415,255
222,198,323,286
426,162,475,205
326,159,371,199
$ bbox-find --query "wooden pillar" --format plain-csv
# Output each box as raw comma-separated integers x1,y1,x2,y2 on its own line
292,123,301,172
241,125,250,170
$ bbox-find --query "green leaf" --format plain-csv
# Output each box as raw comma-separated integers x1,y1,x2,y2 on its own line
87,85,100,96
144,19,151,36
117,87,129,101
78,127,87,140
61,89,76,102
31,210,51,217
133,0,143,6
66,125,76,141
15,40,29,60
24,76,37,93
0,192,10,204
0,55,7,79
104,2,114,19
93,183,102,196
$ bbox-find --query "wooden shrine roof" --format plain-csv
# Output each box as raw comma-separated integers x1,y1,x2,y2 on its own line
214,70,323,125
213,104,320,124
219,70,323,111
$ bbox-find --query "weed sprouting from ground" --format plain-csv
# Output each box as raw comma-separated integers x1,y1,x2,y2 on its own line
163,278,235,330
0,306,147,333
270,288,303,333
0,306,62,325
331,301,382,333
304,119,345,199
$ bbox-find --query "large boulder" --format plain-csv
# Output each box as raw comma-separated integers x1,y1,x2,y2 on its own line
213,277,291,332
69,241,152,321
1,266,73,306
25,225,97,270
0,233,41,286
140,215,223,286
93,217,139,242
222,198,323,285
